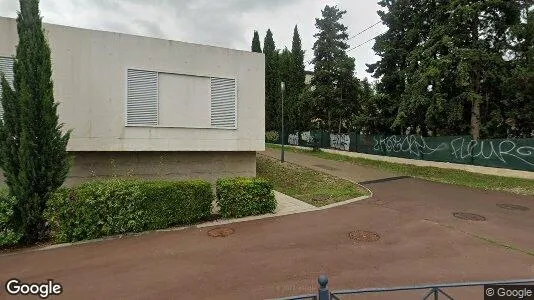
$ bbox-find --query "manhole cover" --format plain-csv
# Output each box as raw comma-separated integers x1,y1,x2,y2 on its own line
207,227,235,237
313,164,337,171
452,212,486,221
497,204,530,211
348,230,380,242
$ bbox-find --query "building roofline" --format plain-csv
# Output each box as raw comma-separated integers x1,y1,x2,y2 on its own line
0,16,263,57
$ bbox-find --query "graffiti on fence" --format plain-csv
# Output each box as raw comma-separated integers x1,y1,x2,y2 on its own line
330,134,350,151
450,137,534,167
288,132,299,146
301,131,314,144
372,135,534,167
372,135,448,156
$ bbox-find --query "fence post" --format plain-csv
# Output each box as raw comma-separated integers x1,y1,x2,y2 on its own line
317,275,331,300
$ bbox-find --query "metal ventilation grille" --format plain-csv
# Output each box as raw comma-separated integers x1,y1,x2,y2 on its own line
0,57,15,120
127,69,158,125
210,77,236,129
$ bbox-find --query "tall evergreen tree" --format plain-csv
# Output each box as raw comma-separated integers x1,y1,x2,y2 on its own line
289,25,306,131
264,29,280,131
409,0,522,139
278,48,293,131
251,30,262,53
0,0,71,243
311,5,355,132
370,0,525,138
502,4,534,137
368,0,429,135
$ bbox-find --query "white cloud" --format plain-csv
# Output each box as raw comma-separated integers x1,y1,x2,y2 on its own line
0,0,388,80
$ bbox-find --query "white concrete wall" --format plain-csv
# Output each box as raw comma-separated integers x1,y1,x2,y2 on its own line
0,17,265,152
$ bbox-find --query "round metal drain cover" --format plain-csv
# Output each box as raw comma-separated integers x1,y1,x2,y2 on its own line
207,227,235,238
453,212,486,221
497,204,530,211
348,230,380,242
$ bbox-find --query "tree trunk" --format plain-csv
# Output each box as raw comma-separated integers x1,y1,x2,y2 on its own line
327,111,332,133
470,17,481,141
471,98,481,140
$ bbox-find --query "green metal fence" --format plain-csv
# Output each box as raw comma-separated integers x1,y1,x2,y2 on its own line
265,130,534,172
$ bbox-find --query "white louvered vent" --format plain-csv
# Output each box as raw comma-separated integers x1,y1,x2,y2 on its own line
127,69,158,126
0,57,15,120
210,77,236,129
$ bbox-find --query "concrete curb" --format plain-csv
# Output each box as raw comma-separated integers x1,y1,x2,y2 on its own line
1,158,375,256
1,192,373,256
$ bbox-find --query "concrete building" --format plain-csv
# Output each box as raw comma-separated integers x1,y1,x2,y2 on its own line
304,70,314,85
0,17,265,185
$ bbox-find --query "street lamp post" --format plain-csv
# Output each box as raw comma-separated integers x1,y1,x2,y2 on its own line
280,81,285,163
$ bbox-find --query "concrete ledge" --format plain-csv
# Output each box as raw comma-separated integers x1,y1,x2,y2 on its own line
270,144,534,180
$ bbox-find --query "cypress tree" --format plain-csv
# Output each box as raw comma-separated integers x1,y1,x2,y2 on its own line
0,0,71,243
251,30,262,53
290,26,305,95
278,48,292,131
264,29,280,131
289,25,306,131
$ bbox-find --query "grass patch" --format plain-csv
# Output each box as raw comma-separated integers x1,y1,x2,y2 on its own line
266,144,534,196
256,155,368,207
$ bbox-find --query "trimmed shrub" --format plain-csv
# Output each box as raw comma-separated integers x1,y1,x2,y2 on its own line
0,188,23,247
216,177,276,218
45,179,213,243
138,180,213,230
265,131,280,143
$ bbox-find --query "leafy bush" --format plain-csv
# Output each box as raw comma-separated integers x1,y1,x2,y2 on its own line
216,177,276,218
45,179,213,243
138,180,213,229
0,188,22,247
265,131,280,143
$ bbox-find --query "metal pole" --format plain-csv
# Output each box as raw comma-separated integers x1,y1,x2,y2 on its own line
281,82,285,163
318,275,331,300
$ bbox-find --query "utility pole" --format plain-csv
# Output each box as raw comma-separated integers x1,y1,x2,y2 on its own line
281,81,285,163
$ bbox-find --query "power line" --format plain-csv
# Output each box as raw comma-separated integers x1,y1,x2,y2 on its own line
347,34,381,52
305,21,383,65
348,21,381,41
306,33,383,65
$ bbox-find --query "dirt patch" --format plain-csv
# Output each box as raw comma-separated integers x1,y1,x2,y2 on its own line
207,227,235,238
452,212,486,221
496,204,530,211
313,164,338,171
348,230,381,242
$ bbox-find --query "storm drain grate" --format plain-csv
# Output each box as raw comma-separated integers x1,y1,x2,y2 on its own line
452,212,486,221
497,204,530,211
348,230,380,242
207,227,235,238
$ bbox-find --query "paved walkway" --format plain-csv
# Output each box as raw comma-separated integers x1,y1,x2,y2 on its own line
262,148,395,183
321,147,534,180
1,150,534,299
197,191,317,228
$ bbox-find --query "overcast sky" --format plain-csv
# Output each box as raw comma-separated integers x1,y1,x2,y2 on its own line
0,0,387,80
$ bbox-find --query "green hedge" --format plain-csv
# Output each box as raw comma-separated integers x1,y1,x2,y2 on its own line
45,179,213,243
0,188,22,247
216,177,276,218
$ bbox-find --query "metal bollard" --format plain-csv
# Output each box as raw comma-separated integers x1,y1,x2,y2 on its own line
317,275,331,300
